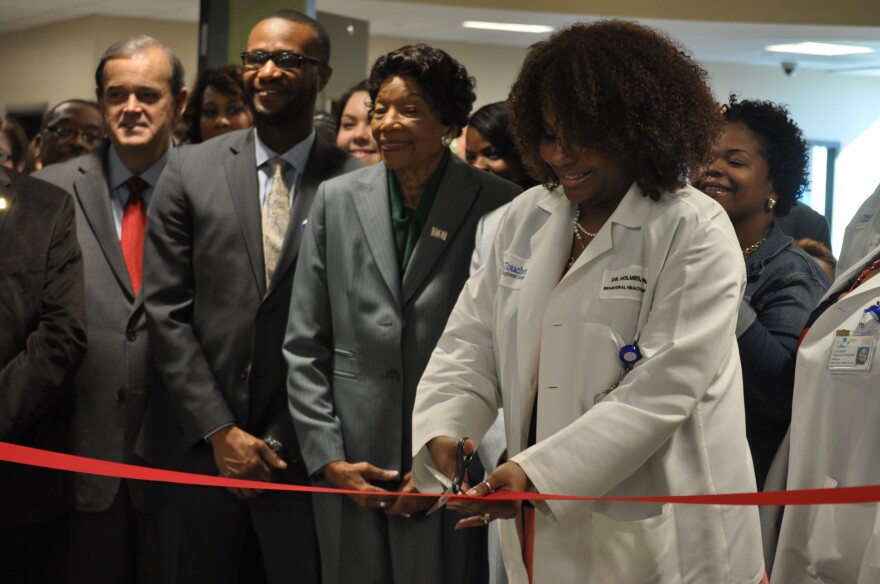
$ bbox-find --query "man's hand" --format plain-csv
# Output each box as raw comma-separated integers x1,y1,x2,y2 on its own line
208,425,287,499
323,460,398,509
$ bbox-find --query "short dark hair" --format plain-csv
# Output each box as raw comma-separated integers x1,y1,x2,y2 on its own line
183,65,249,143
722,96,809,217
367,44,475,136
509,20,720,199
263,10,331,63
40,99,100,131
95,35,186,97
469,101,537,189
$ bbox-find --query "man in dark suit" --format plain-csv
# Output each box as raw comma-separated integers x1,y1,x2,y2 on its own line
35,36,188,584
0,167,87,583
141,10,361,583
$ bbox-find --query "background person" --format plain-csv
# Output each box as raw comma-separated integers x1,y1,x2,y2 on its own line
182,65,254,144
692,97,830,490
285,43,520,584
35,99,104,168
465,101,536,190
795,237,837,281
334,80,381,164
411,21,765,584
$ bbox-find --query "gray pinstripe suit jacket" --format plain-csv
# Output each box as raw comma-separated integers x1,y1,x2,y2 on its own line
284,155,519,583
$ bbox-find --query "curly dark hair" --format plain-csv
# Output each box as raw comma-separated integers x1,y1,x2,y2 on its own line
508,20,721,199
367,44,475,137
722,95,809,217
183,65,250,143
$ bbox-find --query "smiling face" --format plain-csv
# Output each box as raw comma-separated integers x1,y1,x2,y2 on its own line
99,45,186,169
465,126,518,184
243,18,330,130
199,86,253,142
336,90,380,164
693,121,776,229
371,75,451,175
537,111,633,210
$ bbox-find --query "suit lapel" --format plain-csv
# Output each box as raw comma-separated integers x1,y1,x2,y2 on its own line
268,135,337,297
0,168,14,238
353,165,401,305
401,156,478,305
224,130,266,297
74,149,137,300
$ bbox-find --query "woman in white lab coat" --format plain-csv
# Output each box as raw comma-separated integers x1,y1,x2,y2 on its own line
771,243,880,583
410,20,766,584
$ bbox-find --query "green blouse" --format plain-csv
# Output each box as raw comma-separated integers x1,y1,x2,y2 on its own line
387,150,450,272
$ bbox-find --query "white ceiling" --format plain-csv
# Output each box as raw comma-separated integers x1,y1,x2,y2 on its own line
2,0,879,75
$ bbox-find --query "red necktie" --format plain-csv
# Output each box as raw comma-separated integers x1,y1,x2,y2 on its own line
121,176,147,294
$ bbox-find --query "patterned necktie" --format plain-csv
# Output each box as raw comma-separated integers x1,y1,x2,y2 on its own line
121,176,148,294
262,157,292,284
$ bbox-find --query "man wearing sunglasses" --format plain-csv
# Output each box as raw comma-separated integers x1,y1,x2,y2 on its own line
141,9,361,584
35,100,104,168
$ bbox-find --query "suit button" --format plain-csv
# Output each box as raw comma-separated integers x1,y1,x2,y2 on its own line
385,370,400,384
240,366,250,379
126,329,136,342
117,387,126,403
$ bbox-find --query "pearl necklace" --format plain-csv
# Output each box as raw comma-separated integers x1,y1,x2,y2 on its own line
742,238,766,258
567,205,600,270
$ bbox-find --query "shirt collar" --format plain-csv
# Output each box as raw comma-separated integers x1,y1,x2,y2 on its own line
253,128,316,176
107,142,172,190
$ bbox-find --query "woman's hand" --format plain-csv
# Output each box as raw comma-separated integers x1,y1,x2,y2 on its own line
447,461,530,529
426,435,476,483
385,472,435,516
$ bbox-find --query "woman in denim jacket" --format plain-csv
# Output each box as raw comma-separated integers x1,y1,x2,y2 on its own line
693,97,830,489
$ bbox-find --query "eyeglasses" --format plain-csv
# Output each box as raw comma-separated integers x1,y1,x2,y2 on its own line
240,51,325,71
44,125,103,147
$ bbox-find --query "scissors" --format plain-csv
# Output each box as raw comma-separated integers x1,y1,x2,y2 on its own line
434,437,473,510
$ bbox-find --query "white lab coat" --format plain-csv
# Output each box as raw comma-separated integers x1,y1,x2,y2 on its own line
413,183,765,583
838,183,880,275
771,247,880,584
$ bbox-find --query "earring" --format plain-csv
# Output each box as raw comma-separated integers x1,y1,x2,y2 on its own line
766,198,777,211
441,134,453,147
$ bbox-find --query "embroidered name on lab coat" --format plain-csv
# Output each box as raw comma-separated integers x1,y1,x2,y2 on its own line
501,261,528,281
600,266,649,301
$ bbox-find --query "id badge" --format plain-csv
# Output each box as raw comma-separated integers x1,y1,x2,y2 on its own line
828,333,875,372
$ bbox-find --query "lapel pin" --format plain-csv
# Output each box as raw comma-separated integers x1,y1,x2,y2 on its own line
0,197,7,210
430,226,448,241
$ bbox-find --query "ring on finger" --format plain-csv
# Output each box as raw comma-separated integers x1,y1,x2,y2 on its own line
379,501,387,509
480,512,491,524
480,480,495,494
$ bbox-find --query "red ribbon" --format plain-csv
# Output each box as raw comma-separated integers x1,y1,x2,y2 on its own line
3,441,879,505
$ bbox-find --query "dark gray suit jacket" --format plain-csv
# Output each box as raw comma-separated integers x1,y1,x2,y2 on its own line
35,147,154,513
0,168,86,528
139,129,362,470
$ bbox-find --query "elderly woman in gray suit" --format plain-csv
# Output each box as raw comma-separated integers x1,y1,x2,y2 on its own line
284,44,520,584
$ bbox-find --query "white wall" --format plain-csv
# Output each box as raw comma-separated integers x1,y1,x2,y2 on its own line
0,16,198,116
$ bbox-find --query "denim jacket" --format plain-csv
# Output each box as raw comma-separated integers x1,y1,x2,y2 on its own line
737,221,831,488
